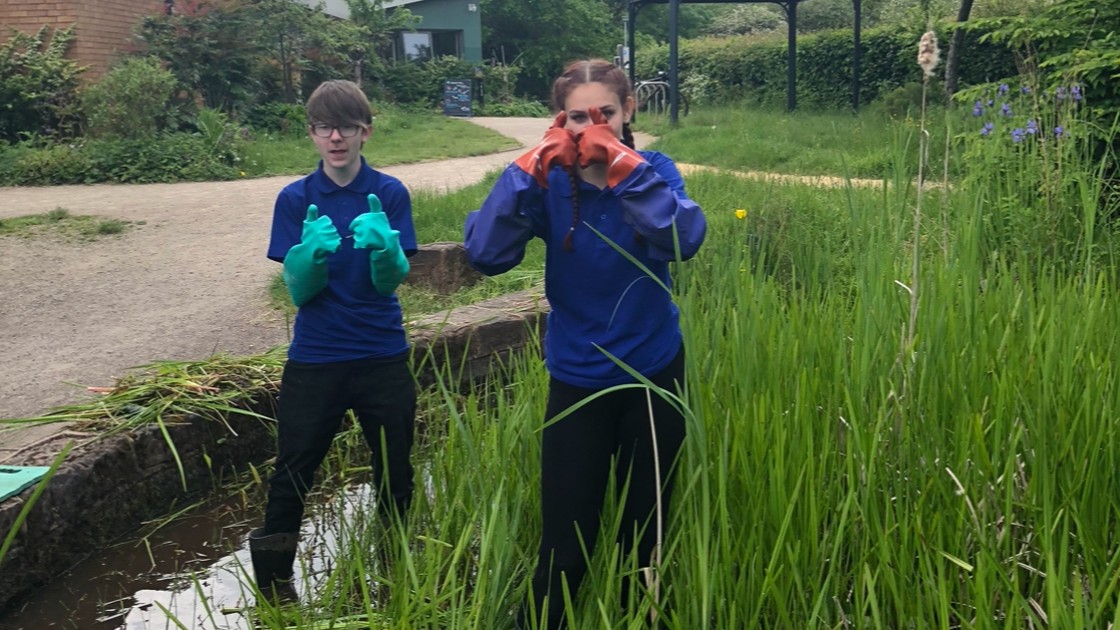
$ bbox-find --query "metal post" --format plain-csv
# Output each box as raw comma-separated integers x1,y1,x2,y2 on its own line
627,2,638,122
852,0,862,111
787,0,797,111
669,0,680,123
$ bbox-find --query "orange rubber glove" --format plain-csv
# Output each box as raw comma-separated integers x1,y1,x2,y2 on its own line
576,108,645,189
513,112,578,188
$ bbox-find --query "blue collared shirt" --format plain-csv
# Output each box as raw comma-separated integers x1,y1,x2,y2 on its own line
268,158,417,363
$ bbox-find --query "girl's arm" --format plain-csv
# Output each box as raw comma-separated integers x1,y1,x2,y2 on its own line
615,152,706,261
464,165,542,276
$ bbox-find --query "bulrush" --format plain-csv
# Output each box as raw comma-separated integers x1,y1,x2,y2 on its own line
918,30,940,78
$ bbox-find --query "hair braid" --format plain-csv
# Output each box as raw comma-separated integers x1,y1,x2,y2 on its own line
563,152,581,252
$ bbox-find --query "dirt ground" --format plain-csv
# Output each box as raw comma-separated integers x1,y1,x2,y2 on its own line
0,118,579,423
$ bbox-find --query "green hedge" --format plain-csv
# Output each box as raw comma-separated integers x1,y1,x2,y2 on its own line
0,134,238,185
634,26,1017,110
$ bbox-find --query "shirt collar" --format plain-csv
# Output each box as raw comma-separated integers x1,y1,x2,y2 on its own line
310,156,375,194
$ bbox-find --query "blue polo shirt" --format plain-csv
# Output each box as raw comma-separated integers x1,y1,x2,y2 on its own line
464,151,706,388
268,158,417,363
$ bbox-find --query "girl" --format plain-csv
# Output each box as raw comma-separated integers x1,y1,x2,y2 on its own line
464,59,706,629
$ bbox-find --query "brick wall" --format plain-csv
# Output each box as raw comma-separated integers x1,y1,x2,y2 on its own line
0,0,162,79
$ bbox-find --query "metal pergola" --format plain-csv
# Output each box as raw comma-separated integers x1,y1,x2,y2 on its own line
626,0,864,122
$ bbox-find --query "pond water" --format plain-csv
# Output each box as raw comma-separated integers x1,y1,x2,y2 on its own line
0,481,388,630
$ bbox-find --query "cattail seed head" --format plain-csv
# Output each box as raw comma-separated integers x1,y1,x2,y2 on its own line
918,30,940,78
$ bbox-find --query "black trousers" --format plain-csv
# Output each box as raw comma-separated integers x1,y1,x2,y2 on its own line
264,356,417,535
528,346,687,630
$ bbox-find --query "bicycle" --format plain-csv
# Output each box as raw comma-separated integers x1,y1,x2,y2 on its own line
633,70,690,118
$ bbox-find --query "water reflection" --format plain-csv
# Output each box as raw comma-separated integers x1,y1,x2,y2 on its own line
0,480,388,630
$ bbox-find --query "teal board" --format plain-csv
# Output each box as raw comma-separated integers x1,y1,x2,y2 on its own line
0,466,50,502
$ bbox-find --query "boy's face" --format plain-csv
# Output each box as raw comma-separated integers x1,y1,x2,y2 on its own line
308,121,371,175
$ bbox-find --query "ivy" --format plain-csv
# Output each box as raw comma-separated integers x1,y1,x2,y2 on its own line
0,25,86,142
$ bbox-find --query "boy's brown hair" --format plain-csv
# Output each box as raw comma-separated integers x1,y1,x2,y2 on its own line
306,80,373,128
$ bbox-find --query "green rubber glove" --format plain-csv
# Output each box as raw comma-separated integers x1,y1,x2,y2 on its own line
350,194,409,296
283,204,341,306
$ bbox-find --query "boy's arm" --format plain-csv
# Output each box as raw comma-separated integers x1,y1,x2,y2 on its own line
463,164,540,276
283,204,342,306
350,193,410,296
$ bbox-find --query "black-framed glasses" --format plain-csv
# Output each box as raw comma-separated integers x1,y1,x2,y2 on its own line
309,123,364,138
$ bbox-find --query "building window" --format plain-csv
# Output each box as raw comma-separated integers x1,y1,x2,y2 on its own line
402,32,432,61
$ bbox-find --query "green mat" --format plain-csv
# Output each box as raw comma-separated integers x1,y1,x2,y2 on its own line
0,466,50,502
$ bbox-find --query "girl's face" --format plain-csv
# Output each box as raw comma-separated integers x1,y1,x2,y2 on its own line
562,82,634,138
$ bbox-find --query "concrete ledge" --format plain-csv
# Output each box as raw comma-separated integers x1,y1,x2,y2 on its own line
405,242,483,295
0,289,551,612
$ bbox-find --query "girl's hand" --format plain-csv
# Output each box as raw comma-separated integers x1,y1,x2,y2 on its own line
513,112,578,188
576,108,645,188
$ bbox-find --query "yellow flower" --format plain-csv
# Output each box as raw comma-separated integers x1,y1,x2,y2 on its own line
240,171,247,177
734,208,747,220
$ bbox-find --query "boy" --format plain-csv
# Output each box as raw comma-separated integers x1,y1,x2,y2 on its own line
250,79,418,600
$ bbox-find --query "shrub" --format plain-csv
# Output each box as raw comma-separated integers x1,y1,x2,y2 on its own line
0,25,85,142
634,26,1016,111
81,57,178,139
475,99,549,118
243,102,307,134
0,133,238,185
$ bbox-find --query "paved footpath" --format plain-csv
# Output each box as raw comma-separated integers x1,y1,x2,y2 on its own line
0,118,653,463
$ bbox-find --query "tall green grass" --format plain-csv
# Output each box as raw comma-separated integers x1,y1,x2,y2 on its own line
232,105,1120,626
9,97,1119,628
638,103,952,181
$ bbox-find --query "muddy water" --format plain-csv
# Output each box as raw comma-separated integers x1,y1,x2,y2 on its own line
0,482,385,630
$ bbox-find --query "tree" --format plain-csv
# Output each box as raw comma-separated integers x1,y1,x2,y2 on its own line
942,0,973,99
344,0,420,84
481,0,616,100
133,0,260,112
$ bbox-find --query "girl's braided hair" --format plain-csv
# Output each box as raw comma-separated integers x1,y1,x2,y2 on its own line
550,59,636,252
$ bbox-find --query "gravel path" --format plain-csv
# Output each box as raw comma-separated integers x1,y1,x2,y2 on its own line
0,117,587,422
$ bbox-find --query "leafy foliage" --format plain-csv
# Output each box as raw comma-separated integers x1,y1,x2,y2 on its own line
635,26,1016,111
0,25,85,142
0,133,238,185
480,0,616,99
82,57,178,139
132,0,260,113
968,0,1120,128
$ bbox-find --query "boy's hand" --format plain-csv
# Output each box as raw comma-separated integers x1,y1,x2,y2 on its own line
577,108,645,188
301,204,341,261
513,112,578,188
350,194,399,251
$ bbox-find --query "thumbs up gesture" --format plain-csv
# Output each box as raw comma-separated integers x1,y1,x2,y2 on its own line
301,204,341,262
349,194,400,251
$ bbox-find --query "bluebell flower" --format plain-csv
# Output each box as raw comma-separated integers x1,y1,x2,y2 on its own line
1011,128,1025,143
1021,86,1031,94
981,122,994,136
1071,85,1082,101
1001,103,1012,116
1026,119,1038,134
998,83,1009,95
1053,126,1064,136
987,99,994,107
972,100,984,116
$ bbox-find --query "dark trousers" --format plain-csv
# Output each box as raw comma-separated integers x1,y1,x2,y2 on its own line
527,347,687,630
264,356,416,535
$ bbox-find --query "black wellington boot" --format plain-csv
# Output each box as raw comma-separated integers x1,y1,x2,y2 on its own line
248,528,299,603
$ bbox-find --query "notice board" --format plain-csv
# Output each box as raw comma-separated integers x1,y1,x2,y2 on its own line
443,79,472,117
